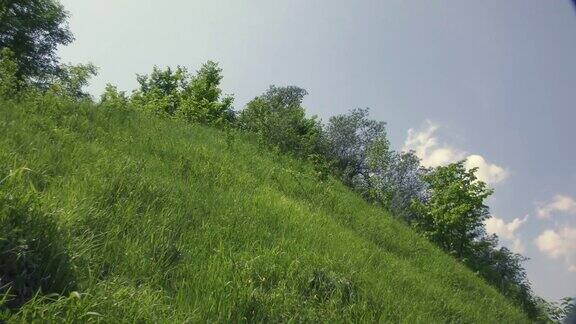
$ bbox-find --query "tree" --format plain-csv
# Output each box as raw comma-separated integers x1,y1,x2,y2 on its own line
131,62,234,126
178,61,234,126
536,296,576,323
322,108,387,185
0,0,74,82
320,108,428,221
48,62,97,100
238,85,321,156
468,234,540,319
366,149,429,222
132,66,188,115
100,83,128,110
411,161,493,261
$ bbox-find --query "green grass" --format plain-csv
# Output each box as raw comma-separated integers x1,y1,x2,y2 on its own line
0,95,530,322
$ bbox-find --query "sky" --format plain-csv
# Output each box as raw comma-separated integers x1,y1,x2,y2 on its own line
57,0,576,301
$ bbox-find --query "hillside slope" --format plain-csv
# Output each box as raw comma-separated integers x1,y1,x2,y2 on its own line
0,97,529,322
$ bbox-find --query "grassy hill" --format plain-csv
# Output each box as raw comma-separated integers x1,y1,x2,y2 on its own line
0,96,529,322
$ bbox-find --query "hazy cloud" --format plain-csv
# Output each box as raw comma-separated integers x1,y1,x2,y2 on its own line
536,194,576,219
403,121,509,185
535,225,576,272
485,215,528,253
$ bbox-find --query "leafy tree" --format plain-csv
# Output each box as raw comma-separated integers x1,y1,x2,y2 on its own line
48,62,97,100
536,296,576,323
366,148,429,222
468,234,541,319
323,109,389,186
408,162,548,318
411,161,493,261
178,61,234,126
321,108,428,221
534,297,576,324
363,137,393,198
0,0,73,82
384,152,429,221
100,84,129,110
132,62,234,126
132,66,188,115
238,85,321,156
322,108,387,184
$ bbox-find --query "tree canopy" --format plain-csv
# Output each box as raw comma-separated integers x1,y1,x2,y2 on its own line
131,62,234,126
238,86,321,157
411,162,493,261
0,0,73,82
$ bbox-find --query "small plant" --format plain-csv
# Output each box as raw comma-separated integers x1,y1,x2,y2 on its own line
305,269,357,306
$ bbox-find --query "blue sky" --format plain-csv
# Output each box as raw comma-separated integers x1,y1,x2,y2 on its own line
58,0,576,301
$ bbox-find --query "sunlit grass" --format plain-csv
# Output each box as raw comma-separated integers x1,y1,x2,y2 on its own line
0,96,529,322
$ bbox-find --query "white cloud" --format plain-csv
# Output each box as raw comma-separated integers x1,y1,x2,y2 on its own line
464,155,509,185
403,121,509,185
535,226,576,272
485,215,528,253
403,121,465,168
536,194,576,219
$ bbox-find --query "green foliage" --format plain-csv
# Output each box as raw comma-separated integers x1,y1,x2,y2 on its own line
0,47,96,102
99,84,129,110
468,235,541,319
0,0,74,82
240,102,547,321
364,137,393,200
0,48,20,98
178,61,234,126
322,108,388,184
411,162,493,261
132,65,187,115
238,86,322,157
322,108,428,222
536,296,576,323
132,62,234,126
376,151,429,222
47,63,98,101
408,162,547,319
0,94,530,322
